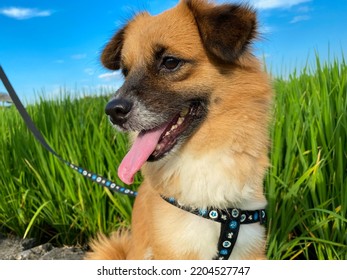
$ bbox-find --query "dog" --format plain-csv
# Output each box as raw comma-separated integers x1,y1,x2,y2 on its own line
86,0,272,260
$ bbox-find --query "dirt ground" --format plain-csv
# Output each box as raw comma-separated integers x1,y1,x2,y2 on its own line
0,234,85,260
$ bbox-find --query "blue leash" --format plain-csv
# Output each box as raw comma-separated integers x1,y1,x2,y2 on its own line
0,65,137,198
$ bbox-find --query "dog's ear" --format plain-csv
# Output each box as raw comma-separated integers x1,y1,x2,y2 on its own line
185,0,257,63
101,27,126,70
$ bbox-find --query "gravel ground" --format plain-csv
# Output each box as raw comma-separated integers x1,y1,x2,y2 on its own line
0,234,86,260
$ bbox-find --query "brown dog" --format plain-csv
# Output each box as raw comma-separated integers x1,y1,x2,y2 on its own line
86,0,272,260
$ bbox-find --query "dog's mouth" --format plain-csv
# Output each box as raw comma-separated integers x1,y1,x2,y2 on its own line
149,102,204,161
118,101,206,184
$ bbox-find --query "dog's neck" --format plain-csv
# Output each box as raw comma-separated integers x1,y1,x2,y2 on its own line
143,146,268,211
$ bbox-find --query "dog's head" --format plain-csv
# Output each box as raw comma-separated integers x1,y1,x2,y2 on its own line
103,0,259,184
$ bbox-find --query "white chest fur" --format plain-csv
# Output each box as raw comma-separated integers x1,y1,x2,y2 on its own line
150,148,267,259
155,148,267,209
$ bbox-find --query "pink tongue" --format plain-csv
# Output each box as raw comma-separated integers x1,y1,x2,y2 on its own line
118,126,166,185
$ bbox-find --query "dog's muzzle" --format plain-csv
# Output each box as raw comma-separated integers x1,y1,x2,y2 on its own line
105,98,133,126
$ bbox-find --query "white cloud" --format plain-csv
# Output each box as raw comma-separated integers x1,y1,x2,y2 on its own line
0,7,52,20
290,15,311,23
258,24,275,34
98,71,123,81
250,0,312,10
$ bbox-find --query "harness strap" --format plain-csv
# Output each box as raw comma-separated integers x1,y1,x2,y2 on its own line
161,196,266,260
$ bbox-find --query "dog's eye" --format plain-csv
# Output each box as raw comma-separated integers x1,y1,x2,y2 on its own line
161,57,181,71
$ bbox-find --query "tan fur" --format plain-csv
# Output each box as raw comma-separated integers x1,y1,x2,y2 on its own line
87,0,272,260
86,231,131,260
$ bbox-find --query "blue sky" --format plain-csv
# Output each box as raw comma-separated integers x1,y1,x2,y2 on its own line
0,0,346,103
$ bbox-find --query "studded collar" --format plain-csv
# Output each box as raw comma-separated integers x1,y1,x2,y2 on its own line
161,196,266,260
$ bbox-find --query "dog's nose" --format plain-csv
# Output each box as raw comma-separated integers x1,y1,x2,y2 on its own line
105,98,133,125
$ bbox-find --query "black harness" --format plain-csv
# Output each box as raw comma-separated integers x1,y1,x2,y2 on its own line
0,65,266,260
162,196,266,260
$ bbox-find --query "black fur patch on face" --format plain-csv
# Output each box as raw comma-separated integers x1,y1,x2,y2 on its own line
114,67,211,130
110,68,211,161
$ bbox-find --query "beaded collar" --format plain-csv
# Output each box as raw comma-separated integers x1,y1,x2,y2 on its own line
162,196,266,260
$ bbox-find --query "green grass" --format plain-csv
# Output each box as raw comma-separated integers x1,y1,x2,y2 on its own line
0,93,139,245
266,56,347,259
0,56,346,259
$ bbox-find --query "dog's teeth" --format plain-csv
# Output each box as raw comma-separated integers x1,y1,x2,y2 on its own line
171,125,178,131
155,144,162,151
177,117,184,125
180,108,189,117
165,131,170,137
